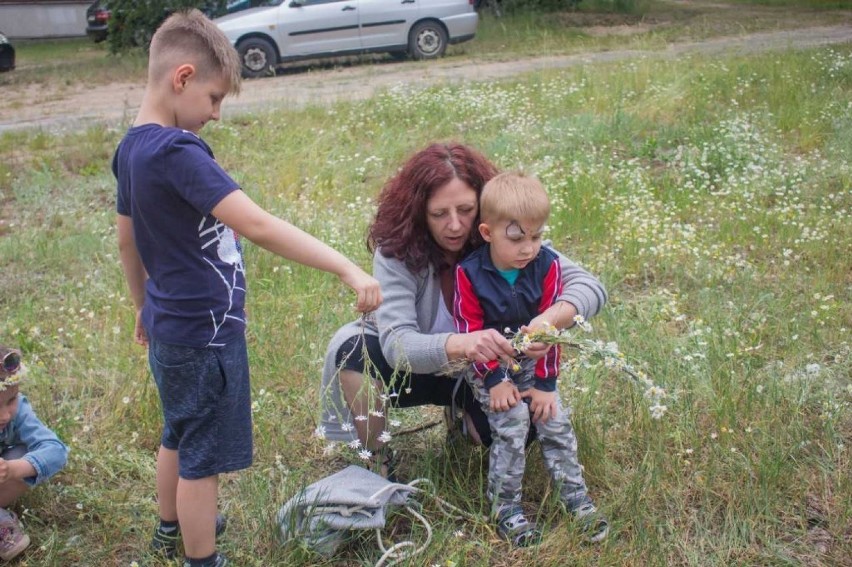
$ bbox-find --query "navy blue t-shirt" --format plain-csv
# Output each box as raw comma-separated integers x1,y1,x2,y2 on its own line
113,124,246,348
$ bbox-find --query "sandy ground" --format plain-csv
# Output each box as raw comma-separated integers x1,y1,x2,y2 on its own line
1,24,850,133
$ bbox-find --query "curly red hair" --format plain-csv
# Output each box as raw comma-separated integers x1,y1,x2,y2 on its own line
368,143,499,273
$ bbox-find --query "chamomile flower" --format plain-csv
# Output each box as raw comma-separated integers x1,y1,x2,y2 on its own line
649,404,668,419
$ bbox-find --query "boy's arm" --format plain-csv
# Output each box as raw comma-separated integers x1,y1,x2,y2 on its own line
117,214,148,346
211,190,380,312
7,397,69,486
548,244,608,322
530,256,562,391
453,266,505,387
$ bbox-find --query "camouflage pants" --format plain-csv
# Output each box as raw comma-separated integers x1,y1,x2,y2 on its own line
466,363,588,512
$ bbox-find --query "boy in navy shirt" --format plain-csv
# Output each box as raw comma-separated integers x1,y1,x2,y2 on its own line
454,172,607,547
114,10,381,567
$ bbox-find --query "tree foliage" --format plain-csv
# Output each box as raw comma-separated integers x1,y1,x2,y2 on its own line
107,0,228,53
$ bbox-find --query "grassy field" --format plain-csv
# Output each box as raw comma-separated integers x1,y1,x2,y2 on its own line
3,0,852,90
1,2,851,567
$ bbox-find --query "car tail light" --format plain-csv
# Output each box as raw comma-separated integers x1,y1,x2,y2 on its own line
95,10,110,23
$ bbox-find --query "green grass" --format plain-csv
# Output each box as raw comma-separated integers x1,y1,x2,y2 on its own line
1,5,851,566
2,37,146,87
729,0,852,7
3,0,851,91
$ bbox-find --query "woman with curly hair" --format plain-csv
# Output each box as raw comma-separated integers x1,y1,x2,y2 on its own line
318,142,607,477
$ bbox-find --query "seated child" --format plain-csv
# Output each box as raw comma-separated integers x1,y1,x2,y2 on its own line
0,345,69,561
453,172,608,546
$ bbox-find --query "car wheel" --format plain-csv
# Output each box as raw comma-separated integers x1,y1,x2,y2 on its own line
408,21,448,60
238,37,276,79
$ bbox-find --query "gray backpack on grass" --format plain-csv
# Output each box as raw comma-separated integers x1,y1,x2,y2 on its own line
277,465,430,566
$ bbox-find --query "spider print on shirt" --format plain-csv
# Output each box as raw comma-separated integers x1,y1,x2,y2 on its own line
199,215,246,346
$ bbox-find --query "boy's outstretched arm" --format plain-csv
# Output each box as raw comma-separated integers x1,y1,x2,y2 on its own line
117,214,149,346
212,190,381,312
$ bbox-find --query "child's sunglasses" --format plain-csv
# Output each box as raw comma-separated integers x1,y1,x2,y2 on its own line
2,351,20,375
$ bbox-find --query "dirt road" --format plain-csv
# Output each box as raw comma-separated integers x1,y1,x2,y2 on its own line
2,24,850,133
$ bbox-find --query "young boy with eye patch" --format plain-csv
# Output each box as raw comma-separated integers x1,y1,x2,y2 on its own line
453,171,608,547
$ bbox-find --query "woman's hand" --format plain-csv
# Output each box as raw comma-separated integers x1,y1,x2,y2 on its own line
489,380,521,412
519,316,554,361
449,329,516,364
340,267,383,313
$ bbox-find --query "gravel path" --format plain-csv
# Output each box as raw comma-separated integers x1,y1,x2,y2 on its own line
2,24,850,133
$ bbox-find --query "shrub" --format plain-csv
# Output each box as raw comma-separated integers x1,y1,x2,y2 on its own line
107,0,227,53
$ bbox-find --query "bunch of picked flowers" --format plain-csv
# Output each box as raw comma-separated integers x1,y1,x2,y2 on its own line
458,315,668,420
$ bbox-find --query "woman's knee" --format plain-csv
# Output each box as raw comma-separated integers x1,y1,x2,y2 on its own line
339,369,368,402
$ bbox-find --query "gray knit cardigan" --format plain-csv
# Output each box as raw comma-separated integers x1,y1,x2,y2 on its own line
318,245,607,442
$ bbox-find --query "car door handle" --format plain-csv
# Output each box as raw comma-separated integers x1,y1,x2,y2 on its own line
401,0,415,3
342,4,356,9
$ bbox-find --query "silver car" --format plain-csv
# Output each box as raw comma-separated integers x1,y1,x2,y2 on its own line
214,0,478,78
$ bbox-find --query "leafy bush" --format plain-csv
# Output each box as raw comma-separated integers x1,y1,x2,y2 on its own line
107,0,227,53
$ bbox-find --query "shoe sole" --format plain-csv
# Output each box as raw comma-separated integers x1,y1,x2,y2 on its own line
0,532,30,561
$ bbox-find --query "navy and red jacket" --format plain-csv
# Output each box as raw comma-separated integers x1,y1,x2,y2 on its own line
454,245,563,392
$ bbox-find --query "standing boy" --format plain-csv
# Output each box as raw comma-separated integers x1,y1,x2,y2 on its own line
114,10,381,567
454,172,608,547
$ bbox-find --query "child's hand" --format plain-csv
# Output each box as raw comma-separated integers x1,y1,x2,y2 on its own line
489,380,521,413
522,388,559,424
340,267,382,313
519,316,555,361
134,309,149,347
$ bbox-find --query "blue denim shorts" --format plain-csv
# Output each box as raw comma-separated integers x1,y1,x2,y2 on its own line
148,335,253,479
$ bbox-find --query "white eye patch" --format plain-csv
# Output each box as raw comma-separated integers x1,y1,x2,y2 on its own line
505,221,545,239
505,221,525,238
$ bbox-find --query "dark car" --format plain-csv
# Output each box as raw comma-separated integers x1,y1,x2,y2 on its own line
86,1,111,43
0,31,14,72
